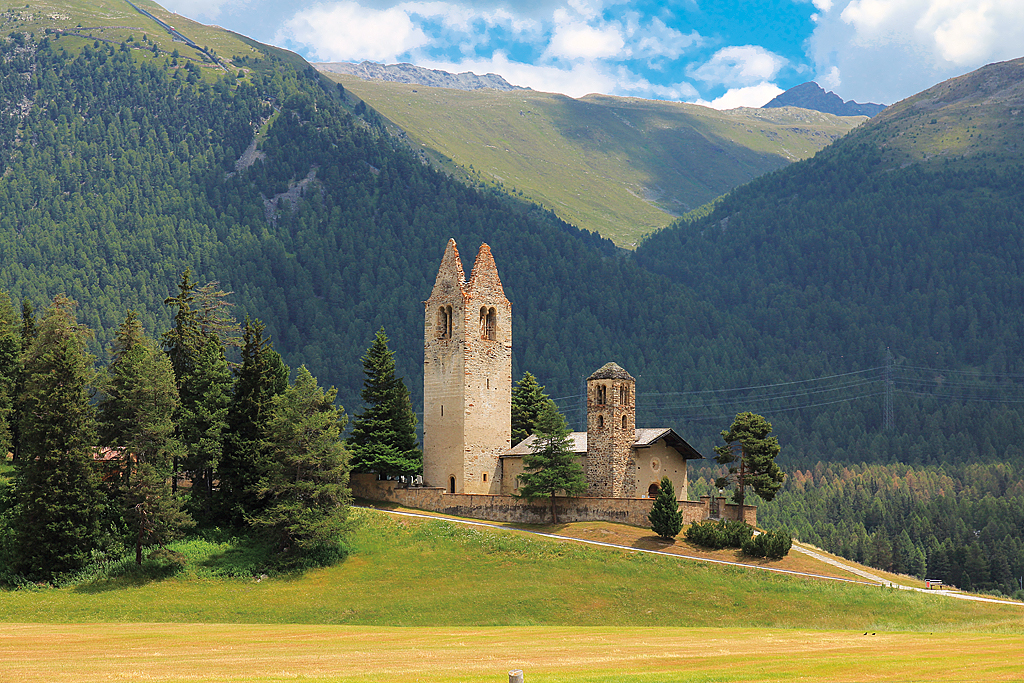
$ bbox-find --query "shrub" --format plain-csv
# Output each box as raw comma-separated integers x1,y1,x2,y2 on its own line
685,519,753,549
742,530,792,559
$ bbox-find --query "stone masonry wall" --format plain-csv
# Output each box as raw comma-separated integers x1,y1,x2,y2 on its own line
352,474,756,527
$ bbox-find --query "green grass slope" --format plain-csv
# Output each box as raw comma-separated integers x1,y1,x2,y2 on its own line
2,510,1020,631
326,75,865,247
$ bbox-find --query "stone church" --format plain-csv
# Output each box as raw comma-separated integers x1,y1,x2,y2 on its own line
422,239,703,500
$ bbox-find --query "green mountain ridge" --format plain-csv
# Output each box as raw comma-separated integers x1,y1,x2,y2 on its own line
325,74,866,247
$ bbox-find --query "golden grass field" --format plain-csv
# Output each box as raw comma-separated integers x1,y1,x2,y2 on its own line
4,623,1024,682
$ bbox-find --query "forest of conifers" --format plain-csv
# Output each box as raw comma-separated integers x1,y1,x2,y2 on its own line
1,32,1024,593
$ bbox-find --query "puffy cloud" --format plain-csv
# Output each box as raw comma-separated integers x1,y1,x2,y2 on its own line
626,16,702,62
689,46,788,88
277,2,429,62
546,8,625,60
811,0,1024,103
693,82,785,110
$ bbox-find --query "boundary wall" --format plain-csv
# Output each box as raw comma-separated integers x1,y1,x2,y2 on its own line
352,474,756,527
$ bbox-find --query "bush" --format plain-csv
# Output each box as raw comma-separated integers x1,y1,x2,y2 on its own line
742,530,792,559
684,519,753,549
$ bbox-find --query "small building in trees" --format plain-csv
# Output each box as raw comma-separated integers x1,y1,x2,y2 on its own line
500,363,703,500
420,240,702,500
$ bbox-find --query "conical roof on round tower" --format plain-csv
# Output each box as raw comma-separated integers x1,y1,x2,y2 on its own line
587,362,634,381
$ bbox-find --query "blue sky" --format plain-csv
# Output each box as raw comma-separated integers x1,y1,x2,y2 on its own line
162,0,1024,108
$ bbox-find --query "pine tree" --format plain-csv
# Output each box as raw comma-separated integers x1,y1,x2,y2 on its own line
713,411,785,506
516,401,587,524
347,327,422,478
649,475,683,540
251,365,351,558
98,311,192,564
511,371,556,447
12,295,105,581
218,317,288,526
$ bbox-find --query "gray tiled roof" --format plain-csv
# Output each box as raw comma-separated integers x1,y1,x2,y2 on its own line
502,428,703,460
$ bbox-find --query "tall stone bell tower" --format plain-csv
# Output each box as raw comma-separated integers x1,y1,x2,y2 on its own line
422,239,512,494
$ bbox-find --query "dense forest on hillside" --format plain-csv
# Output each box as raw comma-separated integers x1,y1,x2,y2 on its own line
636,136,1024,468
0,32,776,428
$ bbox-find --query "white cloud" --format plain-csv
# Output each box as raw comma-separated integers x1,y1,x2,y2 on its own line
277,2,429,62
689,46,788,87
626,17,702,62
546,9,625,60
811,0,1024,103
819,65,841,90
692,82,785,110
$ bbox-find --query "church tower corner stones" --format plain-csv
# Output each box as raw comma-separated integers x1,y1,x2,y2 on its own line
586,362,637,498
423,239,511,494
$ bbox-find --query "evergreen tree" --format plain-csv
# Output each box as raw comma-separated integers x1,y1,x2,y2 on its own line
98,311,191,564
713,412,785,506
517,401,587,524
11,300,35,461
347,327,422,478
251,365,351,557
511,371,556,447
648,475,683,540
178,334,232,523
162,270,233,521
218,317,289,526
0,290,20,457
11,295,105,581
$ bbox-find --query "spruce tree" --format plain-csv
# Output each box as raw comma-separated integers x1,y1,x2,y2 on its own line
251,365,351,558
0,290,20,457
162,270,233,521
648,475,683,540
98,311,191,564
347,327,422,478
517,401,586,524
511,371,556,447
218,317,288,526
12,295,105,581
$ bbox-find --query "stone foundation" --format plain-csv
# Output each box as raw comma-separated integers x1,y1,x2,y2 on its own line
352,474,756,527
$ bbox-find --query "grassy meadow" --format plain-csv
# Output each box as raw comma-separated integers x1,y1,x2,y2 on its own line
3,509,1023,681
325,76,866,247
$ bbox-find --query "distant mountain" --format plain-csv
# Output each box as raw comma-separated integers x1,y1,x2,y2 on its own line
764,82,886,117
323,75,866,247
314,61,526,91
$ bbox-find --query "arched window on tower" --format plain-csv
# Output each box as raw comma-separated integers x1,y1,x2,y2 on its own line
619,384,630,404
596,385,607,405
480,306,496,340
438,305,453,339
598,415,604,429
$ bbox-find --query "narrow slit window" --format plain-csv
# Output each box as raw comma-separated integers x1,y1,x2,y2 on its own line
597,385,607,405
622,415,628,429
598,415,604,428
437,305,453,339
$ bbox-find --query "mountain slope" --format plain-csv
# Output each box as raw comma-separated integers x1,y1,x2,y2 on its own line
635,57,1024,466
324,74,866,247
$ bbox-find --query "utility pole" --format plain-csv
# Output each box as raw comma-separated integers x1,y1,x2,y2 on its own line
884,348,894,432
